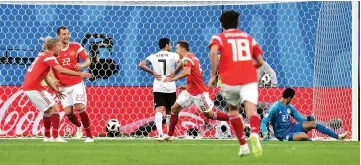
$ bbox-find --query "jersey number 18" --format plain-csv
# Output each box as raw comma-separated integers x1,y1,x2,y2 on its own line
227,39,252,62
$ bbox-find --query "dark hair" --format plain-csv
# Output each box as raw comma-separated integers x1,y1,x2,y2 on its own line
177,40,189,51
44,39,59,50
57,26,68,35
220,10,240,30
158,38,170,49
282,88,296,99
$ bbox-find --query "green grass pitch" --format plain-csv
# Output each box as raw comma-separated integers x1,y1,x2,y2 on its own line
0,139,359,165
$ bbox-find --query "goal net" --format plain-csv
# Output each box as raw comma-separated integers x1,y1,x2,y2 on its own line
0,1,355,140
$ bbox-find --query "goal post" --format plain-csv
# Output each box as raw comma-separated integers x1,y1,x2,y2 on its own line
351,1,359,141
0,1,358,140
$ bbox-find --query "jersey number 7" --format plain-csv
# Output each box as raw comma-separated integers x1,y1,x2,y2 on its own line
227,39,252,62
158,59,166,75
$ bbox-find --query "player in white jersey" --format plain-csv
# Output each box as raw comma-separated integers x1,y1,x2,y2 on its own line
138,38,179,139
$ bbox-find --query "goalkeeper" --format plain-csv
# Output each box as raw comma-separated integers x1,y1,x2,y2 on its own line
261,88,348,141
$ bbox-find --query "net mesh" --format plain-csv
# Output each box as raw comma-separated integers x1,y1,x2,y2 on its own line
0,1,353,139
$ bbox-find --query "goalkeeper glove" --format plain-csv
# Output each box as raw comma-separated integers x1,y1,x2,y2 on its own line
307,115,315,121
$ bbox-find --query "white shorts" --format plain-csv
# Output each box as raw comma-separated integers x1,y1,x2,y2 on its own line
221,82,258,106
176,90,214,112
24,90,56,112
60,82,87,108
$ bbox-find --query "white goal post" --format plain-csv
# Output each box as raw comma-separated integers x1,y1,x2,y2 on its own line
351,1,359,141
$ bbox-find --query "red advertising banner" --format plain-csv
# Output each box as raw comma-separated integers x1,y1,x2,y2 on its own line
0,86,351,138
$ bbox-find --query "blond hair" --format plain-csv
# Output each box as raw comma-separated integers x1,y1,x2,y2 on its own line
43,38,59,51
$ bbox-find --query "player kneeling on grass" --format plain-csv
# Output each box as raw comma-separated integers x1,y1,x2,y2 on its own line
261,88,348,141
160,40,230,141
22,39,91,142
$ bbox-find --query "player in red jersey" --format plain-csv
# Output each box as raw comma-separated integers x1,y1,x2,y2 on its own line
53,26,93,142
22,39,91,142
160,40,230,141
208,10,265,157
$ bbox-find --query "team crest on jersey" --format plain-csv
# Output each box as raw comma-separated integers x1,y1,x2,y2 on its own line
183,60,187,65
287,108,291,114
69,51,76,56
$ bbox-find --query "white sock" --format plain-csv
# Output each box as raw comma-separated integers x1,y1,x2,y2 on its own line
155,112,163,136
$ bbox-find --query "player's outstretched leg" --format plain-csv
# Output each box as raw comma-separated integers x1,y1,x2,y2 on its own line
303,121,348,140
76,104,93,142
204,110,230,121
43,111,52,142
64,106,82,139
244,101,262,157
288,132,311,141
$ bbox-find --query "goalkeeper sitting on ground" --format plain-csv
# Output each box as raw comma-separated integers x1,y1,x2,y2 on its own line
261,88,348,141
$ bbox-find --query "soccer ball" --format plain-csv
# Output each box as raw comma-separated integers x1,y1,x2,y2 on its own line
106,119,120,137
260,74,271,87
215,121,232,139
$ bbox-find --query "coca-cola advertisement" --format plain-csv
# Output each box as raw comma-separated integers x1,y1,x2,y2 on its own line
0,86,352,138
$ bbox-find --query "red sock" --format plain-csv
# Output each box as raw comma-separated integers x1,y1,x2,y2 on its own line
43,116,51,138
230,115,247,145
67,113,81,127
79,111,92,138
51,113,60,138
249,115,261,133
168,114,178,136
213,111,229,121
